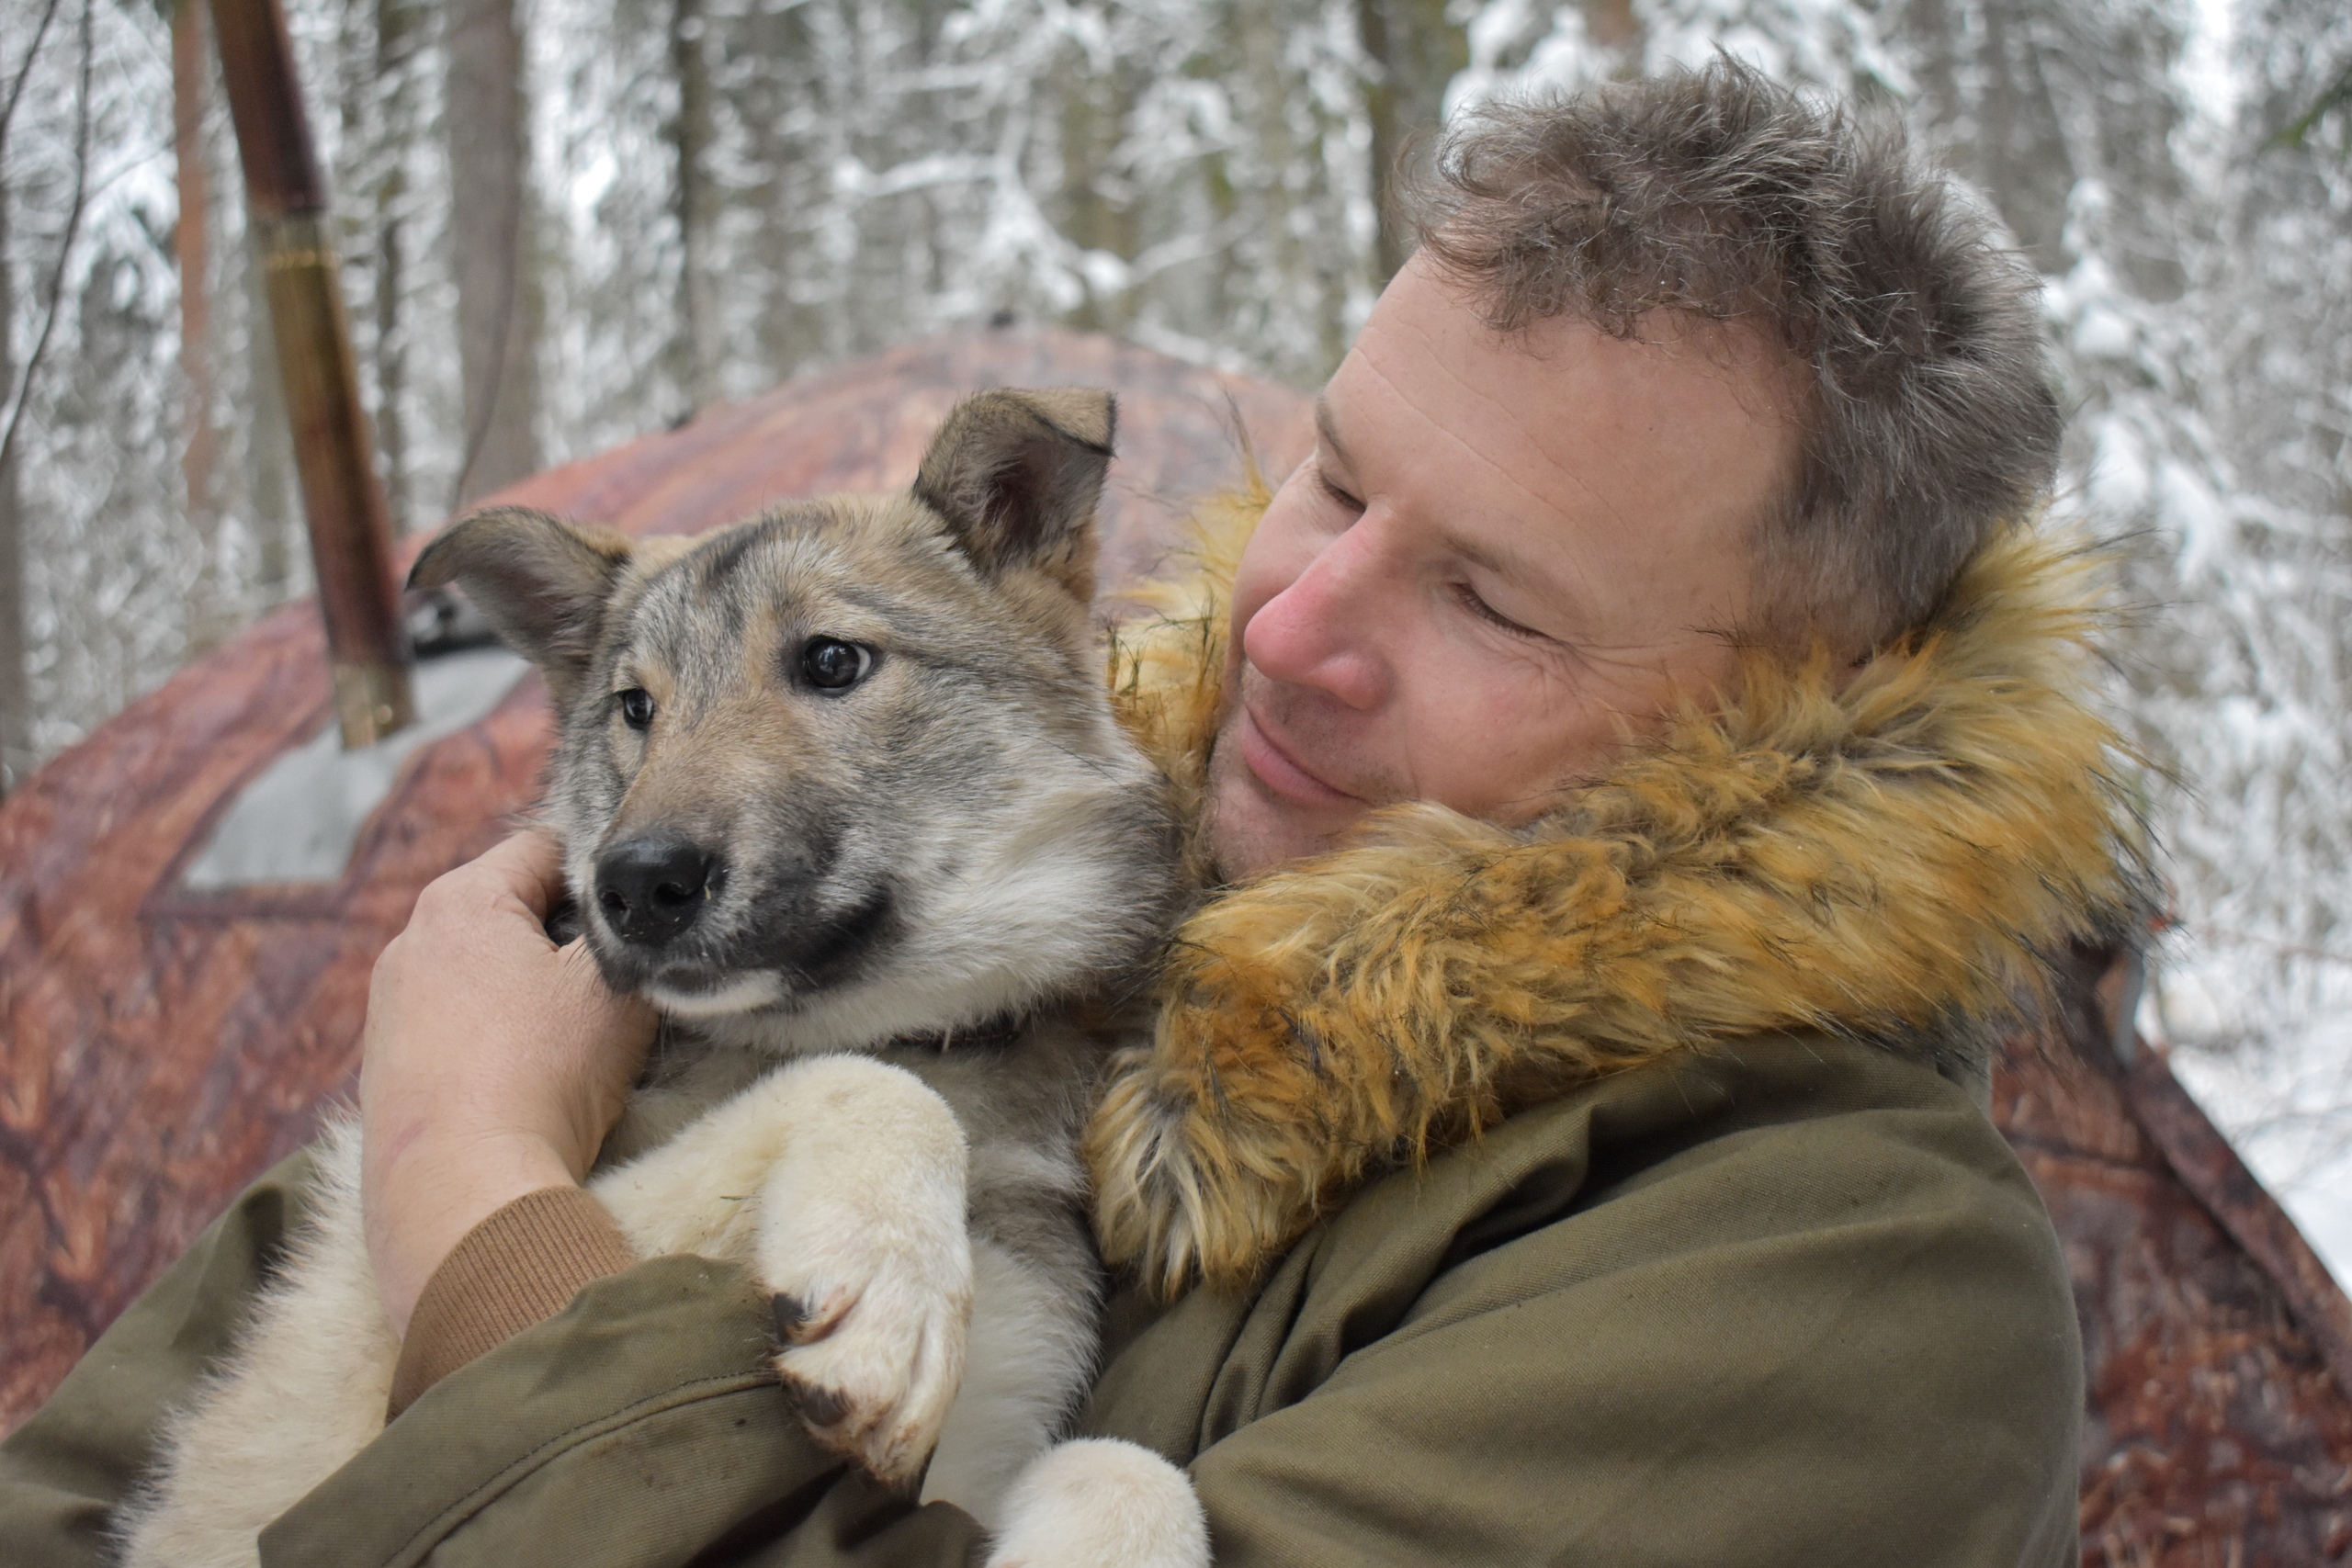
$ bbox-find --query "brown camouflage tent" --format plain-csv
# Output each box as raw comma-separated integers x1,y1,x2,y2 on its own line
3,331,2349,1565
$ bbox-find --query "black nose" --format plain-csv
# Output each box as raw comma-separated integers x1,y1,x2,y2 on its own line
594,835,721,947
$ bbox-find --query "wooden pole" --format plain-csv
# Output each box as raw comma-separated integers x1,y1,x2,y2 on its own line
209,0,412,748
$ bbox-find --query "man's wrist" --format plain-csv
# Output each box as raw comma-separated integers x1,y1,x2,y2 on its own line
371,1131,580,1338
388,1184,639,1416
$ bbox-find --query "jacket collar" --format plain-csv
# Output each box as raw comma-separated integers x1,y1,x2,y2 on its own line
1090,489,2149,1296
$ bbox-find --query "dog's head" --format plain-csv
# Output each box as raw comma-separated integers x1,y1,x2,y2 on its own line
412,389,1174,1050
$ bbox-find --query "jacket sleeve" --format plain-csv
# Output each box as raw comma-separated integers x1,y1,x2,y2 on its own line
0,1148,987,1568
258,1255,989,1567
0,1150,317,1568
387,1184,639,1416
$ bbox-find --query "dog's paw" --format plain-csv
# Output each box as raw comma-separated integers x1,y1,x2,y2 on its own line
769,1261,969,1485
984,1438,1209,1568
756,1058,975,1486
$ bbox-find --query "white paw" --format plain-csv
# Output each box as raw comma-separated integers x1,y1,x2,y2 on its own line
757,1057,975,1485
985,1438,1209,1568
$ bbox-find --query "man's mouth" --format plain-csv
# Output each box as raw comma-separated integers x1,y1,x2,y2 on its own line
1235,704,1362,808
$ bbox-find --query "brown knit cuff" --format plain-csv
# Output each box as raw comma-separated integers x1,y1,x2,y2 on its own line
388,1185,638,1418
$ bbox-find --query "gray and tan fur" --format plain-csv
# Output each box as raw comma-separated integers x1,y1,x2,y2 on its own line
119,389,1210,1568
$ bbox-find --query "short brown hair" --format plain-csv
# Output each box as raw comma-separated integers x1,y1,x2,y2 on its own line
1405,60,2061,650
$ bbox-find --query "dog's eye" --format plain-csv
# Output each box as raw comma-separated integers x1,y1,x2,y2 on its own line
616,687,656,729
800,638,872,692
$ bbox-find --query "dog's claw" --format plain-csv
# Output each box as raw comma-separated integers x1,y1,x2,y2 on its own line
787,1378,852,1432
769,1270,968,1483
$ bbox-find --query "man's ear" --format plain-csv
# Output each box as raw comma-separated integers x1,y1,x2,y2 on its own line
408,506,633,708
911,388,1115,600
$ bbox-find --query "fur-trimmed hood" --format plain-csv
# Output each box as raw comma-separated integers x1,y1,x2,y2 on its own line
1088,490,2150,1297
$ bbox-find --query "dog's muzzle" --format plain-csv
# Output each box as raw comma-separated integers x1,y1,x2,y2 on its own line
584,820,899,1013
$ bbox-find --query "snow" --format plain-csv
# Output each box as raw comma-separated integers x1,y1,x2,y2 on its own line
179,647,529,889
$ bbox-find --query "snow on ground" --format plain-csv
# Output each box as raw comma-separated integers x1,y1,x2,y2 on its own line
2149,946,2352,1288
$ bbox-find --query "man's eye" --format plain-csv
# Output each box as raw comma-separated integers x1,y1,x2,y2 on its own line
800,637,874,692
616,688,656,729
1318,472,1365,513
1454,582,1540,638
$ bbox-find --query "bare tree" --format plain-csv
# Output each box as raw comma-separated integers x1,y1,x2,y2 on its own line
173,0,230,653
447,0,537,503
667,0,714,413
368,0,424,527
0,147,22,796
0,0,77,795
1356,0,1465,284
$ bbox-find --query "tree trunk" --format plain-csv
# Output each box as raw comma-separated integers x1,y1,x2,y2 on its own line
243,247,298,598
175,0,229,653
0,158,25,795
669,0,716,413
1057,62,1139,333
446,0,537,504
1889,0,2076,276
741,4,810,378
1356,0,1466,286
371,0,420,528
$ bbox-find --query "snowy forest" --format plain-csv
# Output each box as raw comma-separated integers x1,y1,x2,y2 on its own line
2,0,2351,1258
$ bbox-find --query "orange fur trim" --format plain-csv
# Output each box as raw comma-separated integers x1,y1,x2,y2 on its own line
1107,476,1265,890
1091,500,2151,1296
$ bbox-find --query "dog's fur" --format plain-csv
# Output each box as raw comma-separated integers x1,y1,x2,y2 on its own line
118,390,1209,1568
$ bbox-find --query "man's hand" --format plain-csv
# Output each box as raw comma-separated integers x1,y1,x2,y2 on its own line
362,829,656,1337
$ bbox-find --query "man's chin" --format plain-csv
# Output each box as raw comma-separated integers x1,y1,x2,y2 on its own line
1203,748,1363,882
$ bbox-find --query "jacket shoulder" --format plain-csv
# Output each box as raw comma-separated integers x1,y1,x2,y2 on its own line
1091,1034,2083,1568
1420,1031,2070,1327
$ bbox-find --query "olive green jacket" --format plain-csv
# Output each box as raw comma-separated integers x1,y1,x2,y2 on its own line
3,1030,2080,1566
5,513,2132,1563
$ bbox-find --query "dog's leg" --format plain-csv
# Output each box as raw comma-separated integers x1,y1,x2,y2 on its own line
919,1232,1098,1525
593,1054,974,1485
983,1438,1211,1568
752,1056,974,1484
115,1122,401,1568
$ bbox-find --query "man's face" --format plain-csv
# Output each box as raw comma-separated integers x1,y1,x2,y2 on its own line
1204,253,1804,880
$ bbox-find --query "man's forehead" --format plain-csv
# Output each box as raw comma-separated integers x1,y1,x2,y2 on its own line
1313,382,1581,621
1373,271,1792,468
1311,392,1353,471
1311,258,1800,635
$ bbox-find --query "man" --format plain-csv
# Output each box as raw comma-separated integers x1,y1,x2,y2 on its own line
3,62,2139,1564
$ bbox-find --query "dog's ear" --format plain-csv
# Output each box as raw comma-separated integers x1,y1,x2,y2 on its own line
912,388,1115,599
409,507,633,706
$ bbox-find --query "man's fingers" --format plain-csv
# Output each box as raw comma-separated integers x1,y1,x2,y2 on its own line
467,829,568,920
559,938,655,1028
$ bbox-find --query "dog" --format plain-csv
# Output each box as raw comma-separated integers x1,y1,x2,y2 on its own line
119,389,1211,1568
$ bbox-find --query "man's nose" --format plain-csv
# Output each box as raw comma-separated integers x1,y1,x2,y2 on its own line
1240,519,1389,709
